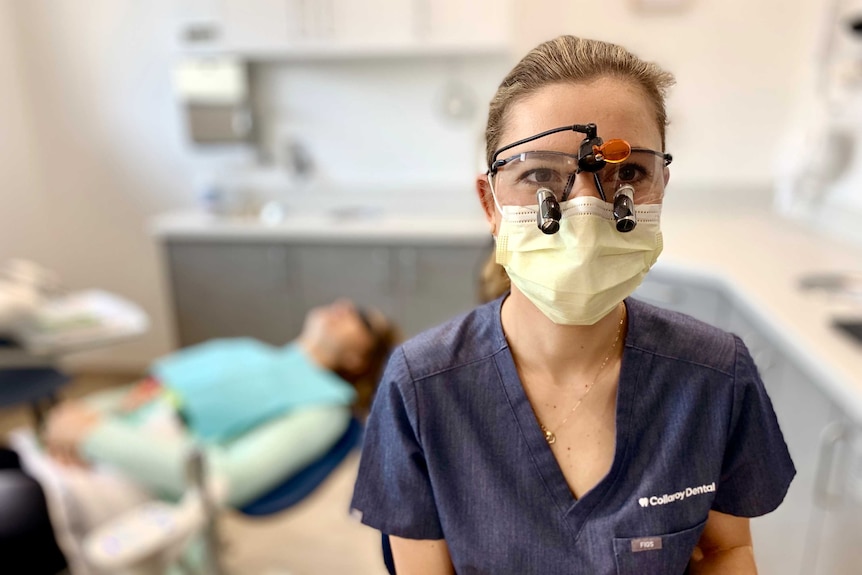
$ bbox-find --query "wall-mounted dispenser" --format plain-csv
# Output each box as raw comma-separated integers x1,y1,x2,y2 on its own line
173,56,253,145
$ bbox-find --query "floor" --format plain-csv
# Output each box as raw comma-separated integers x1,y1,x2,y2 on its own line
0,373,389,575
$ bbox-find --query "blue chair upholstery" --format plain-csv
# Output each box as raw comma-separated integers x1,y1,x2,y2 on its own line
239,417,364,516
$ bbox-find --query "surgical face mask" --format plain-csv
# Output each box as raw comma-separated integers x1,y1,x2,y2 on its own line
495,196,662,325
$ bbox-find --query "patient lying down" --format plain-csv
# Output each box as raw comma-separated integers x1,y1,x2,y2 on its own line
10,300,396,573
42,299,396,504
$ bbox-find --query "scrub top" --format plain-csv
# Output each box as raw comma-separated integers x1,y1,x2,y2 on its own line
351,296,795,575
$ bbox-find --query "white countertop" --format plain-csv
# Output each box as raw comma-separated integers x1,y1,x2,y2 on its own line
151,207,862,422
657,209,862,424
150,210,490,244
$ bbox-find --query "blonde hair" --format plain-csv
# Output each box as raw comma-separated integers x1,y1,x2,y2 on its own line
484,35,675,167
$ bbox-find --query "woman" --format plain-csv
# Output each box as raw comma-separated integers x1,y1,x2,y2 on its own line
10,299,396,574
351,36,794,574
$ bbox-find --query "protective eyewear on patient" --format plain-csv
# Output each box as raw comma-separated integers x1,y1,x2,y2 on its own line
490,149,668,205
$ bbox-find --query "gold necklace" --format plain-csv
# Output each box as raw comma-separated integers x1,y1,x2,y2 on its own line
538,304,626,445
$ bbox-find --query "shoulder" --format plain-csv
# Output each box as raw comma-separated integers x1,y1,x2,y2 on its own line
625,297,741,376
395,298,506,382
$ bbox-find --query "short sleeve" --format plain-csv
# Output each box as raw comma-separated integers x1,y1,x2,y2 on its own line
350,347,444,540
711,336,796,517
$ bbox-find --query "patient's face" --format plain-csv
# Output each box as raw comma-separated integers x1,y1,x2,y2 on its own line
301,300,380,375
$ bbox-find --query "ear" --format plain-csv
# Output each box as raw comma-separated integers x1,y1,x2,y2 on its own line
663,166,671,187
476,173,497,231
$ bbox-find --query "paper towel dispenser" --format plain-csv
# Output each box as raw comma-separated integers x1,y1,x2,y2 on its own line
173,57,253,145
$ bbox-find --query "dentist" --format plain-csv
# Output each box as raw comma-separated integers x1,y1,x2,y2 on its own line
352,35,794,575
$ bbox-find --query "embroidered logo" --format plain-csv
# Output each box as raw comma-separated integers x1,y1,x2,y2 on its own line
638,482,716,508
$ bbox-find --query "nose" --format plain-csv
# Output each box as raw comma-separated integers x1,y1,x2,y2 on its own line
563,171,605,201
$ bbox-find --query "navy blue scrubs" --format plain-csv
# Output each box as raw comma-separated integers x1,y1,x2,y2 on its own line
351,297,795,574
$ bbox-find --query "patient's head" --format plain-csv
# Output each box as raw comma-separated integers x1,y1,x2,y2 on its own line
298,299,398,410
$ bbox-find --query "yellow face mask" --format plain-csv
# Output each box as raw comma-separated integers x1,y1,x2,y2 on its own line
495,196,663,325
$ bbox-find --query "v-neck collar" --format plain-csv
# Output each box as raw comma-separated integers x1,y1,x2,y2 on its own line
493,296,646,540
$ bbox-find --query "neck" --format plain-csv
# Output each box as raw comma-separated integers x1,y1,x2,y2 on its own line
501,288,626,384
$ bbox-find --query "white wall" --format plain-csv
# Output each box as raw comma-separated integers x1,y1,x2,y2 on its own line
0,0,53,265
250,56,509,207
0,0,835,369
514,0,825,203
4,0,191,370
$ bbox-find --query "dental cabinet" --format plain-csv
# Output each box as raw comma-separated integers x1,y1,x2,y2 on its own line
160,232,489,346
176,0,512,59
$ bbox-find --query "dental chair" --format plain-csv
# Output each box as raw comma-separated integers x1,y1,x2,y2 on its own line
0,260,148,429
82,416,364,575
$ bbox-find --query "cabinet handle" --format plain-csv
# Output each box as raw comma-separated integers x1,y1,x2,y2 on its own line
813,421,847,509
845,431,862,505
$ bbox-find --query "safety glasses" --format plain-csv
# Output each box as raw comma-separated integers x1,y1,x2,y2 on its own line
489,148,669,206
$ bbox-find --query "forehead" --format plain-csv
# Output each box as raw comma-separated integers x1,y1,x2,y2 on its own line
500,78,662,155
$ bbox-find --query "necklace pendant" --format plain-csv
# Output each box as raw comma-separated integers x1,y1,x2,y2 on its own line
544,429,556,444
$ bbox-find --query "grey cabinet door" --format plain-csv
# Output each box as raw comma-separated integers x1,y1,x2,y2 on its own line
809,420,862,575
166,242,303,346
632,272,730,329
165,240,490,347
750,360,838,575
394,244,488,336
293,243,398,319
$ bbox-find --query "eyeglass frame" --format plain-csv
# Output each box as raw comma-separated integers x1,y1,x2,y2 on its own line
486,123,672,203
488,123,673,173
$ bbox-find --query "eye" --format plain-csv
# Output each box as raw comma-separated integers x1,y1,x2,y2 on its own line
617,163,645,182
528,168,556,183
519,167,565,185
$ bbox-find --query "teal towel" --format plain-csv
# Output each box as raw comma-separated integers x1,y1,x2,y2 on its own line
152,339,355,442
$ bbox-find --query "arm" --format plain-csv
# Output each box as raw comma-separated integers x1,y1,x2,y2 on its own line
80,417,194,498
689,510,757,574
390,536,455,575
208,404,350,507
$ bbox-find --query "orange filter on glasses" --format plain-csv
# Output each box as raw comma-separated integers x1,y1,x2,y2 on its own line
594,139,631,163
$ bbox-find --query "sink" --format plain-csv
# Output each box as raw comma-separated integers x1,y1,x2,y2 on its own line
257,201,386,225
326,205,384,221
799,272,862,298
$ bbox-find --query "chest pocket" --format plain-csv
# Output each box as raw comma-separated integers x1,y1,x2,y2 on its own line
613,519,706,575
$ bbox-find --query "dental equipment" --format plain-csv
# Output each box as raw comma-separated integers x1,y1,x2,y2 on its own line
489,124,671,235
